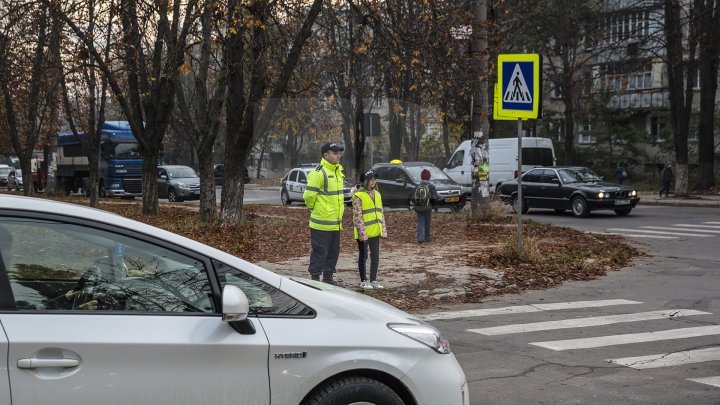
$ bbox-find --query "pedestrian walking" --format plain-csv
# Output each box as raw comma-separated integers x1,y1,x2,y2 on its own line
303,142,346,285
413,169,438,243
659,162,673,197
615,162,628,185
353,170,387,290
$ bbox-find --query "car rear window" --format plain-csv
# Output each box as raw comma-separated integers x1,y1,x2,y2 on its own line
522,148,554,166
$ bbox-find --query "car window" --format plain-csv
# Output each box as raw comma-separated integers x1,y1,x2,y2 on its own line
447,150,464,169
213,259,314,317
522,147,554,166
558,167,602,183
522,169,542,183
541,169,560,183
298,171,307,184
168,167,198,178
387,167,405,181
406,166,450,182
0,218,214,313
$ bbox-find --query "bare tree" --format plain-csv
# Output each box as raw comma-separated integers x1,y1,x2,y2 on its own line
52,0,200,214
695,0,720,190
220,0,323,225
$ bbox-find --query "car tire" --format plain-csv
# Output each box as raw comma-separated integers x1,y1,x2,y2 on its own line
15,183,20,191
614,208,632,216
281,188,291,205
168,189,182,202
302,375,403,405
571,196,590,218
512,196,529,214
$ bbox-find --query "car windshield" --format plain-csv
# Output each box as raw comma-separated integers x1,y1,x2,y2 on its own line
168,167,198,178
406,165,450,182
107,142,141,159
558,167,602,184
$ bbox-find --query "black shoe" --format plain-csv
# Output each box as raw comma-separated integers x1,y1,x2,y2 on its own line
322,274,337,285
311,274,320,281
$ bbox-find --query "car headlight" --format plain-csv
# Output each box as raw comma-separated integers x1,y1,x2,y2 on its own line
388,320,451,354
176,182,189,190
630,190,637,197
597,192,605,199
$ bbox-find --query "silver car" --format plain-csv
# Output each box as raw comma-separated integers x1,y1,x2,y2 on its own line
157,165,201,202
0,194,468,405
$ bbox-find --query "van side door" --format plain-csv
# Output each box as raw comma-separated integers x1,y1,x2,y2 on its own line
444,149,468,186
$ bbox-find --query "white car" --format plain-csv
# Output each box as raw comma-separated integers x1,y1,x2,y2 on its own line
0,194,468,405
281,164,353,206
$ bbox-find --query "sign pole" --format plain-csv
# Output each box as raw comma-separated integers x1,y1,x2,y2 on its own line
517,118,523,248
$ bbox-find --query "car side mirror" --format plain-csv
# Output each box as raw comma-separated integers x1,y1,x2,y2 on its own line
159,174,167,180
222,285,255,335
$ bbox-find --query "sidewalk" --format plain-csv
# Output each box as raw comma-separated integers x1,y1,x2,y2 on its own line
638,191,720,208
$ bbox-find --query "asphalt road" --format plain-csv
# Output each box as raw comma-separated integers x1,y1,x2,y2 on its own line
422,205,720,404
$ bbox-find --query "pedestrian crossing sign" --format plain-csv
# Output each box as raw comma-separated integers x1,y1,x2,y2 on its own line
496,54,542,119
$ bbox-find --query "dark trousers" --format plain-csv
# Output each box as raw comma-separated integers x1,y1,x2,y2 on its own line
357,237,380,282
416,209,432,242
308,228,340,277
659,181,671,197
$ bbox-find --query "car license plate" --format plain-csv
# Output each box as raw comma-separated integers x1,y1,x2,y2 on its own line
615,199,630,205
446,196,460,203
194,191,200,195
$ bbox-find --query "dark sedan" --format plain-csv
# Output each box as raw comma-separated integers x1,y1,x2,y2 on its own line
372,162,465,211
497,166,640,217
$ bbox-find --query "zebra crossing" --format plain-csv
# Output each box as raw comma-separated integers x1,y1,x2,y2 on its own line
605,221,720,239
423,299,720,388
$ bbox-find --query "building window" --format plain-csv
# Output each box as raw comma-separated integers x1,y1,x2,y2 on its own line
578,122,596,144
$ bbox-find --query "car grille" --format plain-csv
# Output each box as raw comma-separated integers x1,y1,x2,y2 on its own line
438,189,461,197
614,190,631,198
124,178,143,194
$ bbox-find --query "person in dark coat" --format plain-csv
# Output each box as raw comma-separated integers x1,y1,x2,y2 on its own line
659,162,673,197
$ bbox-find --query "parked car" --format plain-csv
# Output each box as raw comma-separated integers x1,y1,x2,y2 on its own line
157,165,201,202
497,166,640,217
0,165,11,187
6,169,22,191
372,162,465,211
214,164,250,186
0,194,468,405
281,164,353,206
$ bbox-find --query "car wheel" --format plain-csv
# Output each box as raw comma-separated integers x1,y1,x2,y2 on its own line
281,188,291,205
571,196,590,218
614,208,632,216
302,376,403,405
554,208,565,214
168,189,182,202
15,183,20,191
512,196,529,214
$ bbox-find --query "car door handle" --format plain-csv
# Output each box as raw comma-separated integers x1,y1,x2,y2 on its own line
17,358,79,369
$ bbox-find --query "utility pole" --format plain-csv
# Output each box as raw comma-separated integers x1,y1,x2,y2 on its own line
470,0,491,216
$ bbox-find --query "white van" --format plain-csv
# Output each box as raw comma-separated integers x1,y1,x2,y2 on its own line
443,137,556,194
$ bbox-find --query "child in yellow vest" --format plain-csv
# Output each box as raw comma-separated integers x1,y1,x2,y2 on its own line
352,170,387,289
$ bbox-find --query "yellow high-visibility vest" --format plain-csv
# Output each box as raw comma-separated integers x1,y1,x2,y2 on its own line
303,158,345,231
353,190,384,239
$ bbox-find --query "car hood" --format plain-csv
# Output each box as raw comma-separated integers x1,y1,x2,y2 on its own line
569,182,630,191
283,277,415,322
425,180,461,191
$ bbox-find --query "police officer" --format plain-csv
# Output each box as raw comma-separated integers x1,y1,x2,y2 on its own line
304,142,346,284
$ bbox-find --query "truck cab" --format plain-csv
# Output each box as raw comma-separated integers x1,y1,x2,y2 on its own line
56,121,143,198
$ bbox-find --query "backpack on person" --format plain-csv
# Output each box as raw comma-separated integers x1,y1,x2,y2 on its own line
413,182,432,210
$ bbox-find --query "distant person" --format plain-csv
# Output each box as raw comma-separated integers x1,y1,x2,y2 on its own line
615,162,628,185
303,142,346,285
659,162,673,197
413,169,438,243
352,170,387,289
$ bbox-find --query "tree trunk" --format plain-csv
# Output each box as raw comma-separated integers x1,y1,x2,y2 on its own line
696,0,720,190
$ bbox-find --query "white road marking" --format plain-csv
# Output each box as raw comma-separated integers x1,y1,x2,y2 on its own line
673,224,720,229
468,309,709,336
607,228,713,237
687,376,720,388
603,233,677,239
641,226,720,234
419,299,641,321
531,325,720,351
608,347,720,369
